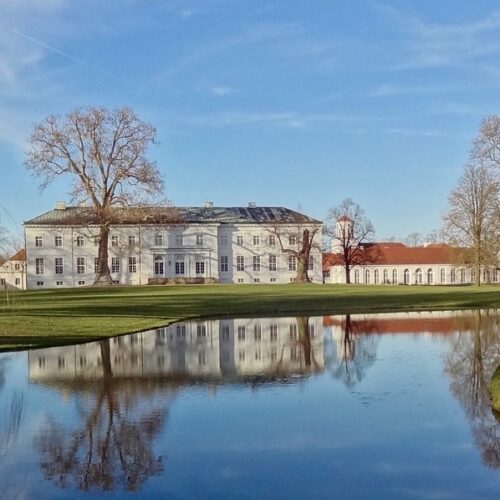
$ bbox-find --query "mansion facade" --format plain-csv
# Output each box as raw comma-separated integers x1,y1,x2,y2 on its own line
24,202,323,289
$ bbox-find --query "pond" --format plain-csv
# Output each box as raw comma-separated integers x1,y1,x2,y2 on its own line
1,310,500,499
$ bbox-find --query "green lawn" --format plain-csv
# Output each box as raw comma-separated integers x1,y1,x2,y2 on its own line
0,283,499,350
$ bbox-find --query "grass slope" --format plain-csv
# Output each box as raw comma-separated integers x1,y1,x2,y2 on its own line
0,284,499,350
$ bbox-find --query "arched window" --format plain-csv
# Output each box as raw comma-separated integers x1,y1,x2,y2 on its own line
392,269,398,284
450,269,456,283
471,269,476,283
354,269,360,284
383,269,389,284
154,256,164,276
427,268,433,284
415,268,422,284
440,268,445,283
365,269,370,284
460,268,465,283
374,269,379,284
403,269,410,285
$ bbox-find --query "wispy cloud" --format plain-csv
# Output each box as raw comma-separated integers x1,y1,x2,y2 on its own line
210,86,236,97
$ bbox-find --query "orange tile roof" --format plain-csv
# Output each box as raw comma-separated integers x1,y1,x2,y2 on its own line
10,249,26,261
323,242,460,271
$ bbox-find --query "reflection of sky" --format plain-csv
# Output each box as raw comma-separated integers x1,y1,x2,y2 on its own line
1,314,500,499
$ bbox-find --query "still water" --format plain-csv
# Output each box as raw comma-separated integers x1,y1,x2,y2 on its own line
1,310,500,499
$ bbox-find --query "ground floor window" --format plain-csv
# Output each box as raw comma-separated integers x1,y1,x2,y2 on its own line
129,256,137,273
354,269,360,284
196,261,205,275
427,268,433,284
440,268,446,283
374,269,379,284
392,269,397,284
175,261,185,275
112,257,120,273
403,269,410,284
154,256,164,275
415,269,422,284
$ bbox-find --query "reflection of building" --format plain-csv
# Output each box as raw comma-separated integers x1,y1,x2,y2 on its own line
0,249,26,290
28,316,324,383
24,203,322,288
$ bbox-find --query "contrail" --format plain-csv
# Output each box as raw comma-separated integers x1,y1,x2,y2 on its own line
12,28,124,82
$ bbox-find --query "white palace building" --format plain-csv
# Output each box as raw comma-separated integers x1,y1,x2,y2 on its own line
23,202,323,289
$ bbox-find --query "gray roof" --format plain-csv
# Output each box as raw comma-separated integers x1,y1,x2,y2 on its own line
24,206,322,226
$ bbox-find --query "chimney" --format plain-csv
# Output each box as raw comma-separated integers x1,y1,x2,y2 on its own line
55,201,66,210
248,201,256,208
204,201,213,208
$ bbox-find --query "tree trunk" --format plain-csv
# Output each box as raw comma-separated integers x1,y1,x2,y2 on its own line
345,264,351,284
94,224,113,285
294,258,309,282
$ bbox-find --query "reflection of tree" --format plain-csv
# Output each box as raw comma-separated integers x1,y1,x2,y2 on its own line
444,310,500,468
329,315,379,388
35,339,173,492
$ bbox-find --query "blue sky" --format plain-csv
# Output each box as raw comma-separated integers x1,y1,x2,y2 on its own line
0,0,499,241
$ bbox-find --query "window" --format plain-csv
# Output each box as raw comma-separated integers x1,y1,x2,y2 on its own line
239,350,245,361
111,236,119,247
289,235,297,245
36,281,44,286
365,269,370,284
459,268,465,283
196,261,205,274
415,269,422,284
354,269,360,284
236,256,245,271
94,258,99,273
198,352,206,366
237,235,244,246
254,278,260,283
55,235,63,247
270,277,276,282
128,256,137,273
288,255,296,271
220,256,228,272
154,256,164,275
0,278,4,286
196,234,204,246
253,255,261,272
128,235,136,246
450,269,456,283
404,269,410,285
383,269,389,284
176,235,183,246
392,269,398,284
374,269,379,284
15,278,20,286
35,258,45,275
427,268,433,284
112,257,120,273
35,236,43,247
197,324,206,338
154,234,164,246
220,235,228,246
77,257,85,274
254,324,262,341
440,268,446,283
175,260,185,275
76,236,84,247
237,278,244,283
307,255,314,271
237,326,245,341
56,281,63,286
270,324,278,341
78,280,85,286
55,257,63,275
253,235,260,246
269,255,277,271
269,235,276,246
14,263,20,271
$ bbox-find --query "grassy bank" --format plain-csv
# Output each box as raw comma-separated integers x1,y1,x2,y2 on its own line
0,283,499,350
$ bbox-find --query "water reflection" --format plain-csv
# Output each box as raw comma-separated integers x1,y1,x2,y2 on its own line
2,310,499,497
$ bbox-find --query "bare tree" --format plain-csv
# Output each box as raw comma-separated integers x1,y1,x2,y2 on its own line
25,107,165,285
405,232,423,247
267,224,321,282
443,163,499,285
325,198,375,284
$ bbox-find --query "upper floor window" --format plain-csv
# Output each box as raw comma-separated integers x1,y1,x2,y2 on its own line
76,236,84,247
253,235,260,246
289,235,297,246
176,235,183,246
220,235,228,246
111,236,119,247
35,236,43,247
154,234,164,246
55,236,63,247
196,234,204,246
269,235,276,246
237,235,244,246
128,235,136,246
